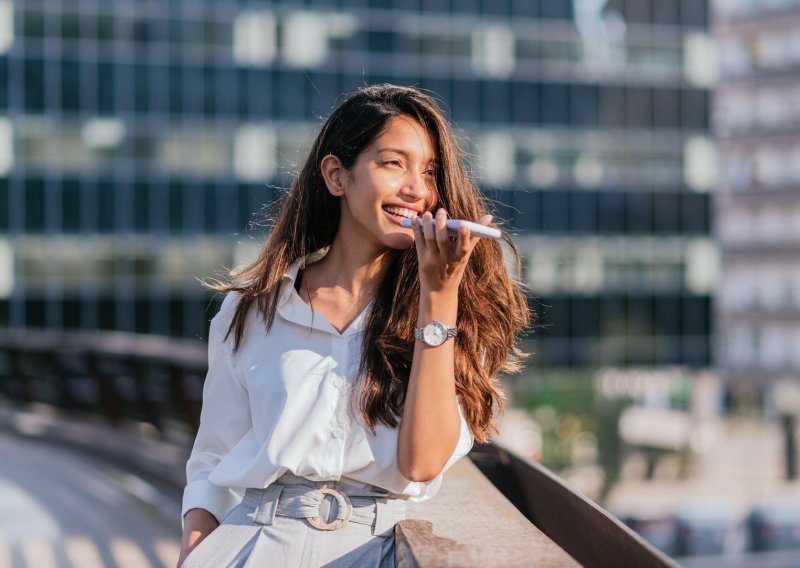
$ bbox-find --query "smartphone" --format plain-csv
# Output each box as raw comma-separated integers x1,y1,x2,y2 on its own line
400,218,502,239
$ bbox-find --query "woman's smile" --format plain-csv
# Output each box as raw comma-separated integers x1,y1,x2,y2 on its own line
381,204,422,227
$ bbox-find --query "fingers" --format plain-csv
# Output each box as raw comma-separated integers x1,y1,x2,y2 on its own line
412,215,426,257
420,211,437,255
413,209,494,262
434,208,450,255
455,222,470,258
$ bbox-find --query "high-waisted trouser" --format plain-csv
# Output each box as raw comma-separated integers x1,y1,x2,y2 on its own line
181,473,408,568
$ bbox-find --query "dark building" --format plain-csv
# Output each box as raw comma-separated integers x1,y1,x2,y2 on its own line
0,0,714,368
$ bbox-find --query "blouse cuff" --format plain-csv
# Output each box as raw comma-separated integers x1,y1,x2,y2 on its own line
181,478,243,530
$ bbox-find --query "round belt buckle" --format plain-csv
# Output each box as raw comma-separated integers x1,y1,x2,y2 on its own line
307,487,353,531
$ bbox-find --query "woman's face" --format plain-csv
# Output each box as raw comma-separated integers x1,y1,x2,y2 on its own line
335,115,439,251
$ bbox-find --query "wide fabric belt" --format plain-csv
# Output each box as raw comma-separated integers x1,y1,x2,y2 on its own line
242,480,406,535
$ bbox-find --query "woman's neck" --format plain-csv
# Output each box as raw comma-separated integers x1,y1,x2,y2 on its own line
304,240,394,301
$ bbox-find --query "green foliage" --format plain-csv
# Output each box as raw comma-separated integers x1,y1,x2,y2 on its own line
515,368,627,504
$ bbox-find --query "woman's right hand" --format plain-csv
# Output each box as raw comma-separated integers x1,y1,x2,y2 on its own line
176,508,220,567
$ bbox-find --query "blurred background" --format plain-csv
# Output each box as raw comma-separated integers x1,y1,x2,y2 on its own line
1,0,799,566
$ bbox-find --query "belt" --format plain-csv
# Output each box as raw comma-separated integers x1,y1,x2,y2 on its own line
242,479,407,535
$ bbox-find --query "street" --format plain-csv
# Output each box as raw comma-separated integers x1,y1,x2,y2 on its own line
0,431,181,568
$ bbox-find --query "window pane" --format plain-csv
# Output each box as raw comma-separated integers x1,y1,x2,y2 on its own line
451,78,480,122
541,83,568,125
571,85,598,127
681,193,709,233
511,190,540,231
25,176,45,231
541,191,569,232
24,57,45,112
653,88,679,128
512,82,539,124
0,57,7,109
134,181,150,231
626,193,653,233
134,63,150,114
540,0,571,19
625,0,651,23
653,0,678,25
681,0,707,27
62,178,80,232
0,177,8,230
653,193,679,234
97,61,116,114
625,88,652,128
599,86,625,127
511,0,538,17
681,89,708,130
482,81,510,122
598,191,626,233
571,191,597,232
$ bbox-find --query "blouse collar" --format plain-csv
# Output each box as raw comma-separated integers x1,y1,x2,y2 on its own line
276,253,370,338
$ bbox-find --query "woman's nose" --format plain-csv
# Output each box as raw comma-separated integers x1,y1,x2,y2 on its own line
402,171,430,200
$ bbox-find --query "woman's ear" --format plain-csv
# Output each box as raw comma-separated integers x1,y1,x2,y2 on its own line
320,154,346,197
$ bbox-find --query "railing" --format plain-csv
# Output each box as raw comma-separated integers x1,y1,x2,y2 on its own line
0,328,207,432
0,328,677,567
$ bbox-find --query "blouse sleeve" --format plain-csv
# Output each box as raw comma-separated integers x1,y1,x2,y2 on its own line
408,398,474,501
181,304,252,529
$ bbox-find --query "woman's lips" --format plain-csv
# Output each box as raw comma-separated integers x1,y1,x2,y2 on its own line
383,209,414,227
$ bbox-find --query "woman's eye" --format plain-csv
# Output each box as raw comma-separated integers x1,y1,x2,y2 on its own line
384,160,401,167
424,169,437,177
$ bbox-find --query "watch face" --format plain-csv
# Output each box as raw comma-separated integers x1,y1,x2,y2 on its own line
422,322,447,346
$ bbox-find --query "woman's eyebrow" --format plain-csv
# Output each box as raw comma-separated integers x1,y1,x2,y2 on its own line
376,147,411,157
376,147,438,164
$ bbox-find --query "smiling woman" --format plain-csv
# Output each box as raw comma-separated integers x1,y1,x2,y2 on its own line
319,115,438,252
177,84,530,568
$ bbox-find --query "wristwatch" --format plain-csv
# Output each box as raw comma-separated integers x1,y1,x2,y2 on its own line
414,321,458,347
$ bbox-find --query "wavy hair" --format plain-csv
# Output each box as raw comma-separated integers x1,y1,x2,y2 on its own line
208,84,531,443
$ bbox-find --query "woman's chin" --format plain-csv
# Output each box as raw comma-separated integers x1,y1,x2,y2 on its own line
385,233,415,250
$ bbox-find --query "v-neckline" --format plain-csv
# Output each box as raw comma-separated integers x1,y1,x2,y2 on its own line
291,268,372,337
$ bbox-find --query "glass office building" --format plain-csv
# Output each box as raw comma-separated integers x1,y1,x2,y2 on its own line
0,0,715,368
714,0,800,387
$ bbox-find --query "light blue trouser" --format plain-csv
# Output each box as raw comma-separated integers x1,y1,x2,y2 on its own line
181,473,407,568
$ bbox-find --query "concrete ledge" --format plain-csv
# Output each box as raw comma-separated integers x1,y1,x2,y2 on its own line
2,402,579,566
396,458,579,568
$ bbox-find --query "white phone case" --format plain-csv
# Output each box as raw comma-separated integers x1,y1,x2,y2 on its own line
400,218,502,239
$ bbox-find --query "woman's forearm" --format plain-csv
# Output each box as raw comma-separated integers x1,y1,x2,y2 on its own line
177,508,220,567
397,288,461,482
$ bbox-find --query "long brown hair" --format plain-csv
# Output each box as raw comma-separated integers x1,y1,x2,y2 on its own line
208,84,530,443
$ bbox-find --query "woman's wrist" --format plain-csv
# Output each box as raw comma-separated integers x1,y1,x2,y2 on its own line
182,508,219,534
417,287,458,327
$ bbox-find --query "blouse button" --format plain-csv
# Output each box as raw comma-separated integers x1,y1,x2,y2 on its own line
331,427,343,439
332,377,344,389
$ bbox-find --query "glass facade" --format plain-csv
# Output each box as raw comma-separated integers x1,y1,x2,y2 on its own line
715,0,800,381
0,0,714,367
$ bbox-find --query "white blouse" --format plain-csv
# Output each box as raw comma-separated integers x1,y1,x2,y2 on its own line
181,258,474,527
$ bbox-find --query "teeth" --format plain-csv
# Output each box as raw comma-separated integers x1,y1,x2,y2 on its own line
383,206,418,220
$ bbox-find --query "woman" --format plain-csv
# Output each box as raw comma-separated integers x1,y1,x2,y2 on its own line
178,84,529,567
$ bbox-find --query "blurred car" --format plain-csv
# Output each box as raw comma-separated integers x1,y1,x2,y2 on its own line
747,501,800,552
622,513,678,556
674,500,733,556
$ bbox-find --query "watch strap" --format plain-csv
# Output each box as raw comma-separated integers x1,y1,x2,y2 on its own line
413,322,458,342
